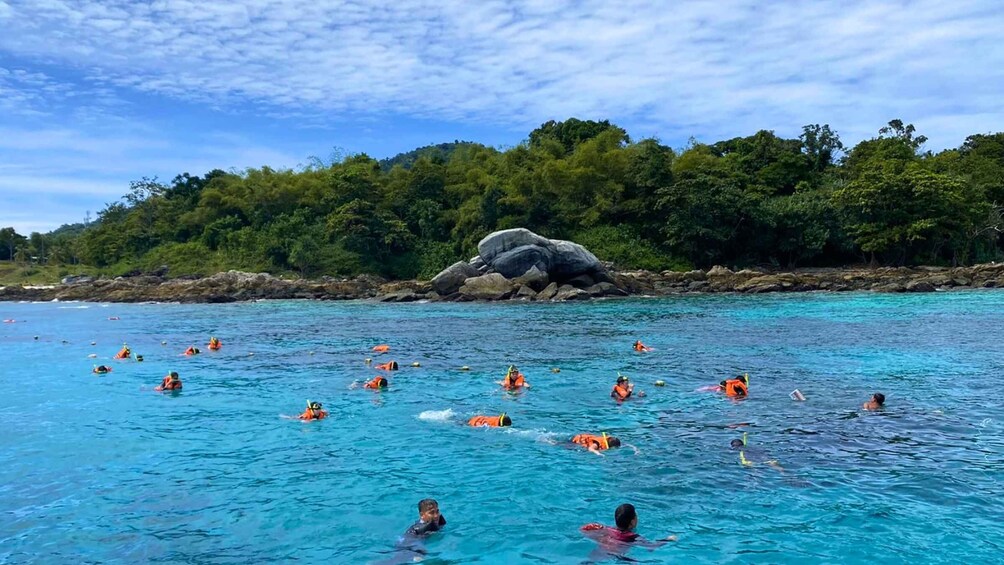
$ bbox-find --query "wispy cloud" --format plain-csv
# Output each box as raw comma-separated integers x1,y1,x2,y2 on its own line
2,0,1002,145
1,0,1003,232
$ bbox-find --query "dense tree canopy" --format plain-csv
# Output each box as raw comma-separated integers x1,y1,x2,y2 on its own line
5,119,1004,278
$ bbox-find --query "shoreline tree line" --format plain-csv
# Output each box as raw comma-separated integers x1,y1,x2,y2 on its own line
3,118,1003,280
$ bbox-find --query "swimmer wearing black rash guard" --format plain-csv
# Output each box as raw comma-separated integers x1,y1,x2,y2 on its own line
405,498,446,537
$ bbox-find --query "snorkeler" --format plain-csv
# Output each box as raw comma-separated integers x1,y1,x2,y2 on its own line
208,336,222,350
633,340,653,352
580,503,676,562
114,344,131,359
92,365,113,374
718,374,749,397
611,374,646,401
374,360,399,371
298,401,328,420
730,433,783,471
373,344,390,353
863,392,885,410
184,345,200,356
467,413,512,427
570,433,639,457
154,371,183,391
364,376,389,389
499,365,531,390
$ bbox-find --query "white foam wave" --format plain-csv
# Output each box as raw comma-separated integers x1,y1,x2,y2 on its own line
417,408,455,422
58,305,91,309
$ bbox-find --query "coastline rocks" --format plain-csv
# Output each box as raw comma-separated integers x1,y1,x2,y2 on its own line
512,266,550,292
553,284,590,301
477,229,552,264
492,245,553,278
458,273,515,301
431,261,480,295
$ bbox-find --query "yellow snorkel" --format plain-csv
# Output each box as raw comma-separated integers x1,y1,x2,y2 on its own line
601,432,610,450
499,412,507,426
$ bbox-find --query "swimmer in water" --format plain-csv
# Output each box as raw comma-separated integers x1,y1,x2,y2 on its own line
374,360,398,371
633,340,653,352
716,374,749,397
405,498,446,537
114,344,131,359
568,433,639,457
580,503,676,563
499,365,531,390
208,336,222,350
863,392,885,411
467,413,511,427
363,376,389,389
611,374,646,402
730,433,783,471
184,345,200,356
298,401,328,420
93,365,113,374
154,371,183,391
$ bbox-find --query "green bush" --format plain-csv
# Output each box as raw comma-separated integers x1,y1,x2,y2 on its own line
139,242,218,276
573,225,691,271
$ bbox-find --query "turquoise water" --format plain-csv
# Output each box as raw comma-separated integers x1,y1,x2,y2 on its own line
2,292,1003,564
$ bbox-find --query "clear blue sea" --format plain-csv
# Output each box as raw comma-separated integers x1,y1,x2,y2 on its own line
2,292,1003,564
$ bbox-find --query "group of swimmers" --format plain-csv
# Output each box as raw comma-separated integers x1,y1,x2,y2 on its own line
91,336,222,389
85,331,887,560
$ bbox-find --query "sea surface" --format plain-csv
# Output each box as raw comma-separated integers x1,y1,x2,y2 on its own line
2,292,1003,564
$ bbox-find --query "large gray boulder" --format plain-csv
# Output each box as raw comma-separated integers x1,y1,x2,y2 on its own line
492,245,554,278
512,266,550,292
478,228,553,264
458,273,515,300
549,239,602,278
431,261,481,295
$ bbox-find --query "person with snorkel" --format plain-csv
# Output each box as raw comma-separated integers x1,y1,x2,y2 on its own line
569,433,640,456
114,344,131,359
298,401,328,420
499,365,530,390
154,371,183,391
467,413,512,427
611,374,646,402
730,432,783,471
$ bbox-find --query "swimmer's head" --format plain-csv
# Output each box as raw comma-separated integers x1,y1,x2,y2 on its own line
418,498,440,522
606,437,622,448
872,393,885,406
737,374,749,384
730,439,744,449
614,503,638,531
308,401,322,411
169,371,179,381
375,377,388,388
617,375,629,384
499,413,512,427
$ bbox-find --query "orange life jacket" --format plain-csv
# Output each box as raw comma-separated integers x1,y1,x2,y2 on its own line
372,344,390,353
208,338,221,350
299,409,328,420
468,415,505,427
160,377,182,390
611,384,631,400
633,342,647,351
185,347,198,356
114,348,130,359
724,379,748,397
572,434,611,451
374,361,398,371
502,373,526,389
364,377,387,389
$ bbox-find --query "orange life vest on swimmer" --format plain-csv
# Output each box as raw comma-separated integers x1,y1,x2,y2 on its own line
611,383,631,400
160,376,182,390
364,377,387,389
572,434,611,451
208,338,221,350
299,409,328,420
374,361,398,371
185,347,199,356
502,373,526,389
723,378,748,397
633,341,647,351
372,344,390,353
115,348,130,359
468,415,506,427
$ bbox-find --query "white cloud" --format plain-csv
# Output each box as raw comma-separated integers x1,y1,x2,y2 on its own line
0,0,1000,148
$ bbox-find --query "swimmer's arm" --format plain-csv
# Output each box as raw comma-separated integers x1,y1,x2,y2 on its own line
588,445,606,457
635,535,677,549
624,443,641,455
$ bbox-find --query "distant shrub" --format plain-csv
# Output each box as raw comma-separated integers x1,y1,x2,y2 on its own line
573,226,691,271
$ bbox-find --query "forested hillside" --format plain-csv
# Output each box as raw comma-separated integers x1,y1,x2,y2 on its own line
4,118,1003,280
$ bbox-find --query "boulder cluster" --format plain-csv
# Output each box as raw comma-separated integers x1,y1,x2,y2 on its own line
429,228,628,301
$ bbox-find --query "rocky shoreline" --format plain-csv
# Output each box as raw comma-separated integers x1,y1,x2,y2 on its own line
2,263,1004,304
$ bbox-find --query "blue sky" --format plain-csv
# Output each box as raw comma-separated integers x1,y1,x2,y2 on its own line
1,0,1003,234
